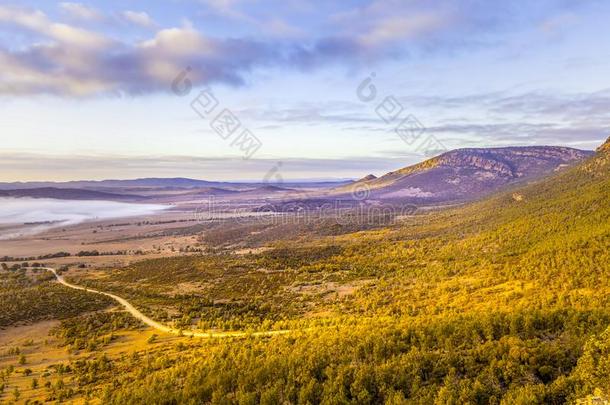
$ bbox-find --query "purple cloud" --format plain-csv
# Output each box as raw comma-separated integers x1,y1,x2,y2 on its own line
0,2,596,96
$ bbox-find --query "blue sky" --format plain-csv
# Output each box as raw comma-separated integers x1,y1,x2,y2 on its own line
1,0,610,181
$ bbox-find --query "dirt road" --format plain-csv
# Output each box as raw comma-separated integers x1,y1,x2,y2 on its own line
44,267,288,338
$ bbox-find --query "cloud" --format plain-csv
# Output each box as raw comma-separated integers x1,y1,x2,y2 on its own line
0,2,597,97
394,89,610,122
330,0,493,53
0,6,276,95
0,6,116,95
262,18,304,38
390,88,610,149
360,13,450,47
0,6,110,48
489,91,610,121
200,0,254,22
236,103,375,126
59,2,103,21
427,122,606,147
121,10,156,28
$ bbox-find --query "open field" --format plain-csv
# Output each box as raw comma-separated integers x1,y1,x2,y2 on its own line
0,314,193,404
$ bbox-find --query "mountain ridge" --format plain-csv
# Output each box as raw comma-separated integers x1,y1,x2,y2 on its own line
0,177,351,191
338,145,593,202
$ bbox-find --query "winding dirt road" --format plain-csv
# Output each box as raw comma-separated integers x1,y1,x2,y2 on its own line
44,267,288,338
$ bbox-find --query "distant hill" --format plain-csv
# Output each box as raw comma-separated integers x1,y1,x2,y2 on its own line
239,185,296,195
358,174,378,182
0,177,226,191
337,146,593,202
180,187,240,197
0,177,351,191
0,187,146,201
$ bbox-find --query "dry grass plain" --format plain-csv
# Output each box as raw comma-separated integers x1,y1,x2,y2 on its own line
0,308,199,404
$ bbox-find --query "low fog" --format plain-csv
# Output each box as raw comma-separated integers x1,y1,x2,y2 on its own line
0,197,169,240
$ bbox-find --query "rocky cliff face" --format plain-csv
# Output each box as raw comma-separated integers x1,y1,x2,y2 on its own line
597,136,610,153
434,146,591,179
436,151,516,177
341,145,594,203
581,137,610,175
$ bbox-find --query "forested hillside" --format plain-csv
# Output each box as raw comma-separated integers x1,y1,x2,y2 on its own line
3,139,608,404
60,138,607,404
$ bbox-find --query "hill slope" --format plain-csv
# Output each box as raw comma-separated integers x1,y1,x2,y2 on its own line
81,138,609,404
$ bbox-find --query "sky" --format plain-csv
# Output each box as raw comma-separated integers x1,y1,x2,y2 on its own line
1,0,610,182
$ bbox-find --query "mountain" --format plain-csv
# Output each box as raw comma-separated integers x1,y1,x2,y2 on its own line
359,174,377,182
338,145,593,202
0,187,146,201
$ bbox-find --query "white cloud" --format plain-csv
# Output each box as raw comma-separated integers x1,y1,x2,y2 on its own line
0,2,593,97
0,6,276,96
0,5,110,48
140,27,212,55
59,2,103,21
121,10,156,28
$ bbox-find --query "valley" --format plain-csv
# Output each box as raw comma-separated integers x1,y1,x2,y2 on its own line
0,140,608,403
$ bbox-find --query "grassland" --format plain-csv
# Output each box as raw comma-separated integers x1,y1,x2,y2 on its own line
0,268,114,328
